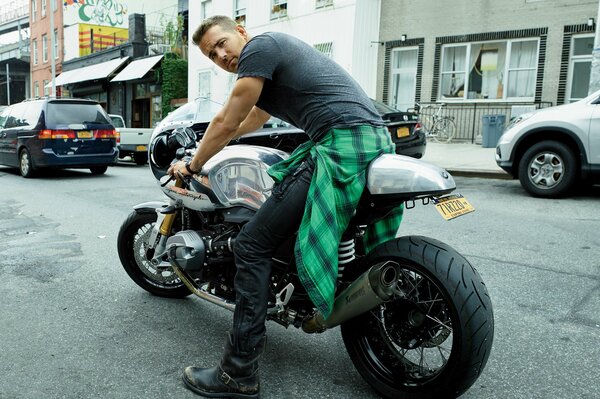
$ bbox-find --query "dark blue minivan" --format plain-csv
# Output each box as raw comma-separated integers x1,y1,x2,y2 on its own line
0,98,119,177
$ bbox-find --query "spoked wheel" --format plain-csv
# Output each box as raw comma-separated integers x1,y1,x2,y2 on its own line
117,210,191,298
341,236,493,399
431,118,456,143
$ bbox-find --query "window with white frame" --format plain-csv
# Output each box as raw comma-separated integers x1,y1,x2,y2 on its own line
439,38,539,101
271,0,288,19
201,0,212,20
390,47,418,111
33,39,38,65
31,0,37,22
567,35,593,102
198,70,211,98
234,0,246,25
44,80,49,96
53,29,59,59
316,0,333,8
42,34,48,62
313,42,333,58
41,0,46,17
34,81,39,97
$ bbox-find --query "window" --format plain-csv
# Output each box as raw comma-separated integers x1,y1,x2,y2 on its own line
439,39,539,101
198,70,211,98
34,81,39,98
43,80,49,96
33,39,38,65
31,0,37,22
53,29,59,59
316,0,333,8
567,35,593,102
41,0,46,17
201,0,212,20
271,0,288,19
313,42,333,58
390,47,418,111
42,34,48,62
234,0,246,25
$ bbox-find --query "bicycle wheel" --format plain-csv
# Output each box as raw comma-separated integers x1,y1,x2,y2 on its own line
432,118,456,143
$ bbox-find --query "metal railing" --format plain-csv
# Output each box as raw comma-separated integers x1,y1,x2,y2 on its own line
417,101,553,143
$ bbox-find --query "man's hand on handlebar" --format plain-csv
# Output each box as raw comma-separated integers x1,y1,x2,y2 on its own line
167,160,192,178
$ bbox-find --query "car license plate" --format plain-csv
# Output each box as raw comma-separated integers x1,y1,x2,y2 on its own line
434,194,475,220
77,131,93,139
396,127,410,138
136,145,147,151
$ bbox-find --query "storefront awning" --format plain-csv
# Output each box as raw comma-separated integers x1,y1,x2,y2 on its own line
48,57,129,87
111,55,164,82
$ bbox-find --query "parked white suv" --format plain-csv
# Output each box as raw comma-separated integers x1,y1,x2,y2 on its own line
496,90,600,197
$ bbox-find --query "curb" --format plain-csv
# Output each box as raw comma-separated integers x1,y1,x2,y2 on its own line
445,168,512,180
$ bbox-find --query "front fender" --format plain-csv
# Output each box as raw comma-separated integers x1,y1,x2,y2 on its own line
133,201,168,214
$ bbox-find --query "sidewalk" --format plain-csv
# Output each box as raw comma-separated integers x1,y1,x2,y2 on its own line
421,142,511,179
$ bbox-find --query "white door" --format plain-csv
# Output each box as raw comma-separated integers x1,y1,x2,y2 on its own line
389,47,418,111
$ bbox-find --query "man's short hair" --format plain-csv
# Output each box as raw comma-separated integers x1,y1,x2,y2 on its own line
192,15,238,46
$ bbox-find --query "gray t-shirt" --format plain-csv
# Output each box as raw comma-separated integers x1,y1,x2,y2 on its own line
237,32,384,141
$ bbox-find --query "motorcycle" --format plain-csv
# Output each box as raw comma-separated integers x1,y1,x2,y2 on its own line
117,126,494,399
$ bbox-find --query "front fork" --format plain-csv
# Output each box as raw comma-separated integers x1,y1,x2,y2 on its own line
148,177,184,266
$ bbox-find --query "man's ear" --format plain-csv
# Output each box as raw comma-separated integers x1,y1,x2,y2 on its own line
236,25,248,40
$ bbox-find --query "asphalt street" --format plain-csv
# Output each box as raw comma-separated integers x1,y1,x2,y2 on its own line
0,162,599,399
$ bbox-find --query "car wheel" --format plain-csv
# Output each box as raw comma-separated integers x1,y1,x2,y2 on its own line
518,140,577,198
19,148,36,178
90,166,108,175
133,153,148,165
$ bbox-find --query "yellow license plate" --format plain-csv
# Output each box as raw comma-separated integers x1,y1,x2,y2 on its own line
77,131,93,139
136,145,147,151
434,194,475,220
396,127,410,138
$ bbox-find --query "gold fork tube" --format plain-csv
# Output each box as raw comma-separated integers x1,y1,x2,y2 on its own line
159,176,183,235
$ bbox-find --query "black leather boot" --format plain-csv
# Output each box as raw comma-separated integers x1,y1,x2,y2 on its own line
182,333,266,398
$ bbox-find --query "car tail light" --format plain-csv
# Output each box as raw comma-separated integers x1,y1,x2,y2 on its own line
38,129,76,139
94,129,119,139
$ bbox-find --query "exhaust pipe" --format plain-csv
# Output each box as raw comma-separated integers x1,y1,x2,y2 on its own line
302,261,399,333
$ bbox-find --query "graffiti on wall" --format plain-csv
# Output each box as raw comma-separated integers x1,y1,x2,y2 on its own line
64,0,128,27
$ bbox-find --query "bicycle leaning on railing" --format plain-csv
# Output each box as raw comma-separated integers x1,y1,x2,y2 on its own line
415,102,456,143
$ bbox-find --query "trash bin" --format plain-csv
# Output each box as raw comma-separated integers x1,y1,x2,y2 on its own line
481,115,506,148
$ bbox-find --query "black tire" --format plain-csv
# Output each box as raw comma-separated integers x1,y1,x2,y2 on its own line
90,165,108,175
341,236,494,399
134,153,148,166
19,148,36,178
517,140,577,198
117,210,191,298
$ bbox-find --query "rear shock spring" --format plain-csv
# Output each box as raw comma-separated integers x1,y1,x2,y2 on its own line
337,238,356,279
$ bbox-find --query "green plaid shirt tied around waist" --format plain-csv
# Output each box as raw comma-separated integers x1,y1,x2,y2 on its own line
267,125,404,319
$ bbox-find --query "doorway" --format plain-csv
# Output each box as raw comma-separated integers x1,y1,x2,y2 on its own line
132,98,150,128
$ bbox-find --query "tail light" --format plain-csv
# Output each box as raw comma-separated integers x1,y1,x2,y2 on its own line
414,122,423,131
94,129,119,139
38,129,76,139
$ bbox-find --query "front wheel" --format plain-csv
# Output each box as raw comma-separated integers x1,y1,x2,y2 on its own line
341,236,494,399
517,140,577,198
117,210,191,298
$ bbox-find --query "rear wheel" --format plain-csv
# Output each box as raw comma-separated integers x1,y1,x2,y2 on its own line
90,165,108,175
117,210,191,298
341,236,494,399
134,153,148,166
19,148,36,178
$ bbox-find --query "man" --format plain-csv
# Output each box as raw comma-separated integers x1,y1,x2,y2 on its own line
168,15,400,398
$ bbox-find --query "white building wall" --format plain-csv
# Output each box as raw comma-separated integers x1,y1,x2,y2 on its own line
188,0,381,103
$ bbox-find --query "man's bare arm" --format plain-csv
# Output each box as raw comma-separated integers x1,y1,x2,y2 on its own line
234,106,271,138
184,77,265,173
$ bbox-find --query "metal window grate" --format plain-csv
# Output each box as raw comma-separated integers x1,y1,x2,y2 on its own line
314,42,333,58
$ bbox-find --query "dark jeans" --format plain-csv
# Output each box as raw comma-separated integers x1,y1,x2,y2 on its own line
231,158,315,355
